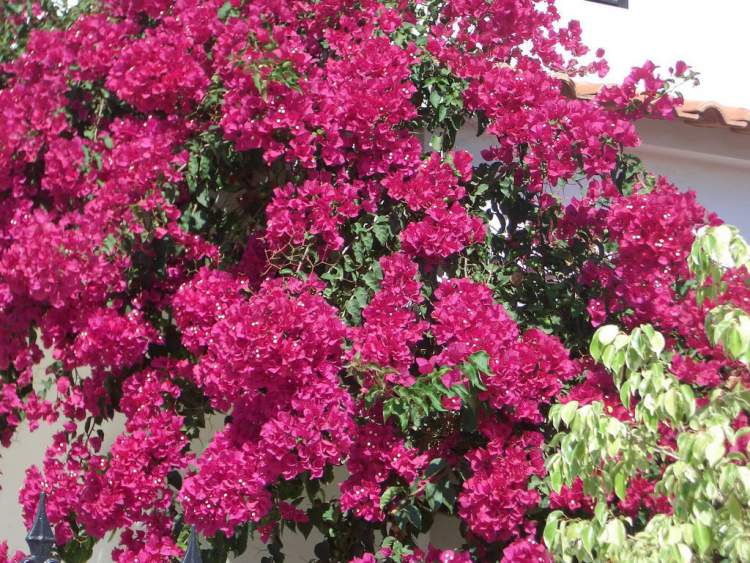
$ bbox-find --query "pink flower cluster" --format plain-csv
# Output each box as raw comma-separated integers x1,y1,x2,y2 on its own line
21,364,188,561
430,279,520,368
563,365,631,422
73,308,157,373
0,0,730,559
429,279,576,422
485,328,578,424
171,267,250,355
350,545,472,563
467,67,637,189
352,546,472,563
458,421,545,544
383,152,486,258
400,203,486,259
265,177,365,254
341,421,428,522
548,478,595,515
177,277,355,535
352,252,428,387
107,31,209,114
383,152,472,212
597,61,688,120
569,178,729,359
500,538,552,563
217,15,420,172
617,475,671,519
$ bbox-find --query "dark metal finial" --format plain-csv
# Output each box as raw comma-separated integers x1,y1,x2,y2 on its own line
23,493,58,563
181,526,202,563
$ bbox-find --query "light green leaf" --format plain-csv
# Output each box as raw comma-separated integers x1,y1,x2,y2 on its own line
663,388,679,421
550,466,563,493
649,330,666,356
543,511,562,548
614,472,627,500
737,466,750,496
705,440,725,468
601,518,626,546
560,401,579,427
693,522,712,554
596,325,620,347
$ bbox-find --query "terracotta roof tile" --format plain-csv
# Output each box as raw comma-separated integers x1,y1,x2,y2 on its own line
557,75,750,134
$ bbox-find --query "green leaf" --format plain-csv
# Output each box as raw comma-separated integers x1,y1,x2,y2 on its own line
594,501,608,525
380,486,400,511
400,504,422,530
543,511,563,548
693,522,712,554
614,471,627,500
345,286,370,324
461,352,489,390
620,380,632,409
59,534,95,563
560,401,579,427
601,345,617,371
705,439,725,468
590,336,603,363
664,388,679,421
596,324,620,347
297,520,313,539
602,519,626,546
362,262,383,292
217,0,232,19
550,466,563,493
649,330,666,355
581,522,596,555
737,466,750,495
101,233,117,253
469,351,492,375
372,219,392,246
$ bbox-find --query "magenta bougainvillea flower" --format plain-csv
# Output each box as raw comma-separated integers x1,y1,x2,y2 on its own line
0,0,739,561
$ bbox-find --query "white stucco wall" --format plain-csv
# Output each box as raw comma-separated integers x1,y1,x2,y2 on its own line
556,0,750,108
632,120,750,234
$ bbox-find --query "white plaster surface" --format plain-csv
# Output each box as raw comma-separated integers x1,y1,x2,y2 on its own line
556,0,750,108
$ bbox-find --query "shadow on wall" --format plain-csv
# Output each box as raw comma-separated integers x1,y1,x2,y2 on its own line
455,118,750,236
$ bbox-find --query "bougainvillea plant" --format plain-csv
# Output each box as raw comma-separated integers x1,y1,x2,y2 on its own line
1,0,748,561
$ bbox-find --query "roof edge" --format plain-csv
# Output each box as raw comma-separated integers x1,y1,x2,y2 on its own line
557,75,750,135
